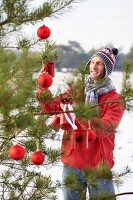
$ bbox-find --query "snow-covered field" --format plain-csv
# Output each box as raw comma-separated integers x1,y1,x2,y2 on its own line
45,71,133,200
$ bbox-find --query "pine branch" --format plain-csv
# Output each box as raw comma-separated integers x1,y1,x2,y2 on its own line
41,40,59,64
0,0,80,27
121,61,133,111
115,192,133,197
98,192,133,200
50,0,80,16
34,100,122,117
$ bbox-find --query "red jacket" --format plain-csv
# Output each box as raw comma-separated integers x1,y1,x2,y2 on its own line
40,90,124,169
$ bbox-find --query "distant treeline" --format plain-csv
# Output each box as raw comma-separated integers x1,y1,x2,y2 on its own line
55,41,133,72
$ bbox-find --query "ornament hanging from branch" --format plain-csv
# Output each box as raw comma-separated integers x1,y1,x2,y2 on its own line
37,72,53,89
9,144,26,160
37,25,51,39
31,150,45,165
42,62,55,77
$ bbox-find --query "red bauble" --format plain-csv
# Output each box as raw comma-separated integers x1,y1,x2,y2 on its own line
37,72,53,88
31,150,45,165
37,25,51,39
42,62,55,77
9,144,26,160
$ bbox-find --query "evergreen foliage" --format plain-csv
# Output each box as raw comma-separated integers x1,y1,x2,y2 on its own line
41,41,59,64
121,60,133,111
0,0,80,199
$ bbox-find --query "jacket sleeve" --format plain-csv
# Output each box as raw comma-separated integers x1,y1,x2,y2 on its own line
90,94,125,138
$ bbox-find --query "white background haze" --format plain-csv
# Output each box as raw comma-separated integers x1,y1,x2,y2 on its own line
29,0,133,53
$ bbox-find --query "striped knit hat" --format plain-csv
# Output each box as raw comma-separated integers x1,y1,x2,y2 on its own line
86,47,118,76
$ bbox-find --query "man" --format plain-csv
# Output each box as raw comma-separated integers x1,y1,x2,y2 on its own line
60,47,125,200
39,47,125,200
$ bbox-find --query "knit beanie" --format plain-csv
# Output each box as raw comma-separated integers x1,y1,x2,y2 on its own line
85,47,118,76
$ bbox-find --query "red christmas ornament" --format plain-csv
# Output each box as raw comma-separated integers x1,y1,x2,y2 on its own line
37,25,51,39
42,62,55,77
37,72,53,88
31,150,45,165
9,144,26,160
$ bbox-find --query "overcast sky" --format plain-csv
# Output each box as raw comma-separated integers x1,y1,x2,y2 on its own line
30,0,133,53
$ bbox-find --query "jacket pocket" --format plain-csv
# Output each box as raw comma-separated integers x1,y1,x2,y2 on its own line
73,129,96,149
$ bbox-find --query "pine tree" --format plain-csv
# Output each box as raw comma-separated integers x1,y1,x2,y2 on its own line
0,1,80,199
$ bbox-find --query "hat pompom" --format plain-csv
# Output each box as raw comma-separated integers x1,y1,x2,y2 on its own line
112,48,118,56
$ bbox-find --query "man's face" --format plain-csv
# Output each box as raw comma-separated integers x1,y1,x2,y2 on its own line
89,56,105,81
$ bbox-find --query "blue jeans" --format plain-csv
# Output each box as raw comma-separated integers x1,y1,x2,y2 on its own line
62,165,116,200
